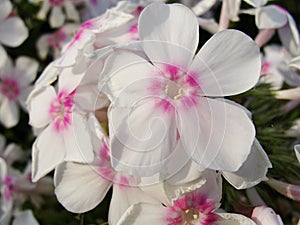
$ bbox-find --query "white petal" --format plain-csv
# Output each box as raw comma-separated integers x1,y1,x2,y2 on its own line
192,0,217,16
139,3,198,67
223,0,241,21
286,13,299,46
158,141,193,182
54,162,111,213
18,86,33,112
64,0,80,22
222,139,272,189
243,0,267,7
109,185,159,225
0,99,19,128
278,28,300,56
295,145,300,163
109,99,177,176
99,50,159,107
36,35,49,59
31,126,65,182
37,1,51,20
63,113,94,163
28,86,56,128
50,7,65,28
165,170,222,205
0,56,13,78
58,67,84,93
3,143,24,165
217,213,257,225
0,157,7,181
0,17,28,47
33,62,59,89
177,98,255,172
15,56,38,85
116,203,166,225
12,210,39,225
255,6,287,29
0,198,12,225
0,0,12,21
251,206,284,225
0,45,7,68
190,29,261,97
197,17,219,34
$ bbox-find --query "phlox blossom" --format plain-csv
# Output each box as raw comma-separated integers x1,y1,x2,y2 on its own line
0,0,28,67
99,3,261,177
0,57,38,128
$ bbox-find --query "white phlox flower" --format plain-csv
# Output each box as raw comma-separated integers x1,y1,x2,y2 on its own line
0,0,28,67
0,56,38,128
99,3,261,177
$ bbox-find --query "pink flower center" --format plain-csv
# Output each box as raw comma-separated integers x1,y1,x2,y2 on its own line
97,142,136,187
129,23,139,41
49,0,65,7
49,90,74,132
3,176,14,202
47,29,67,49
150,64,200,112
261,61,271,75
0,77,20,100
165,192,218,225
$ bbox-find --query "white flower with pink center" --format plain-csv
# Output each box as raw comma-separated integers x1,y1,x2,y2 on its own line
117,170,256,225
54,115,159,225
28,85,94,182
99,3,261,177
32,0,80,28
54,1,144,69
0,56,38,128
0,0,28,67
37,24,79,59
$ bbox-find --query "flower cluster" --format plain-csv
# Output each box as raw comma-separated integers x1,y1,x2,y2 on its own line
0,0,300,225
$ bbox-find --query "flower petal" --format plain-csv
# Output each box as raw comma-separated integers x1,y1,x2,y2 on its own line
177,97,255,172
99,50,159,107
192,0,217,16
31,126,65,182
63,113,94,163
222,139,272,189
50,7,65,28
64,0,79,22
255,5,287,29
108,99,177,176
0,99,19,128
116,203,166,225
28,86,56,128
36,35,49,59
0,17,28,47
12,210,39,225
54,162,111,213
294,144,300,163
0,0,12,21
109,185,159,225
251,206,284,225
190,29,261,97
0,45,7,68
243,0,267,7
15,57,38,85
217,213,257,225
139,3,198,67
